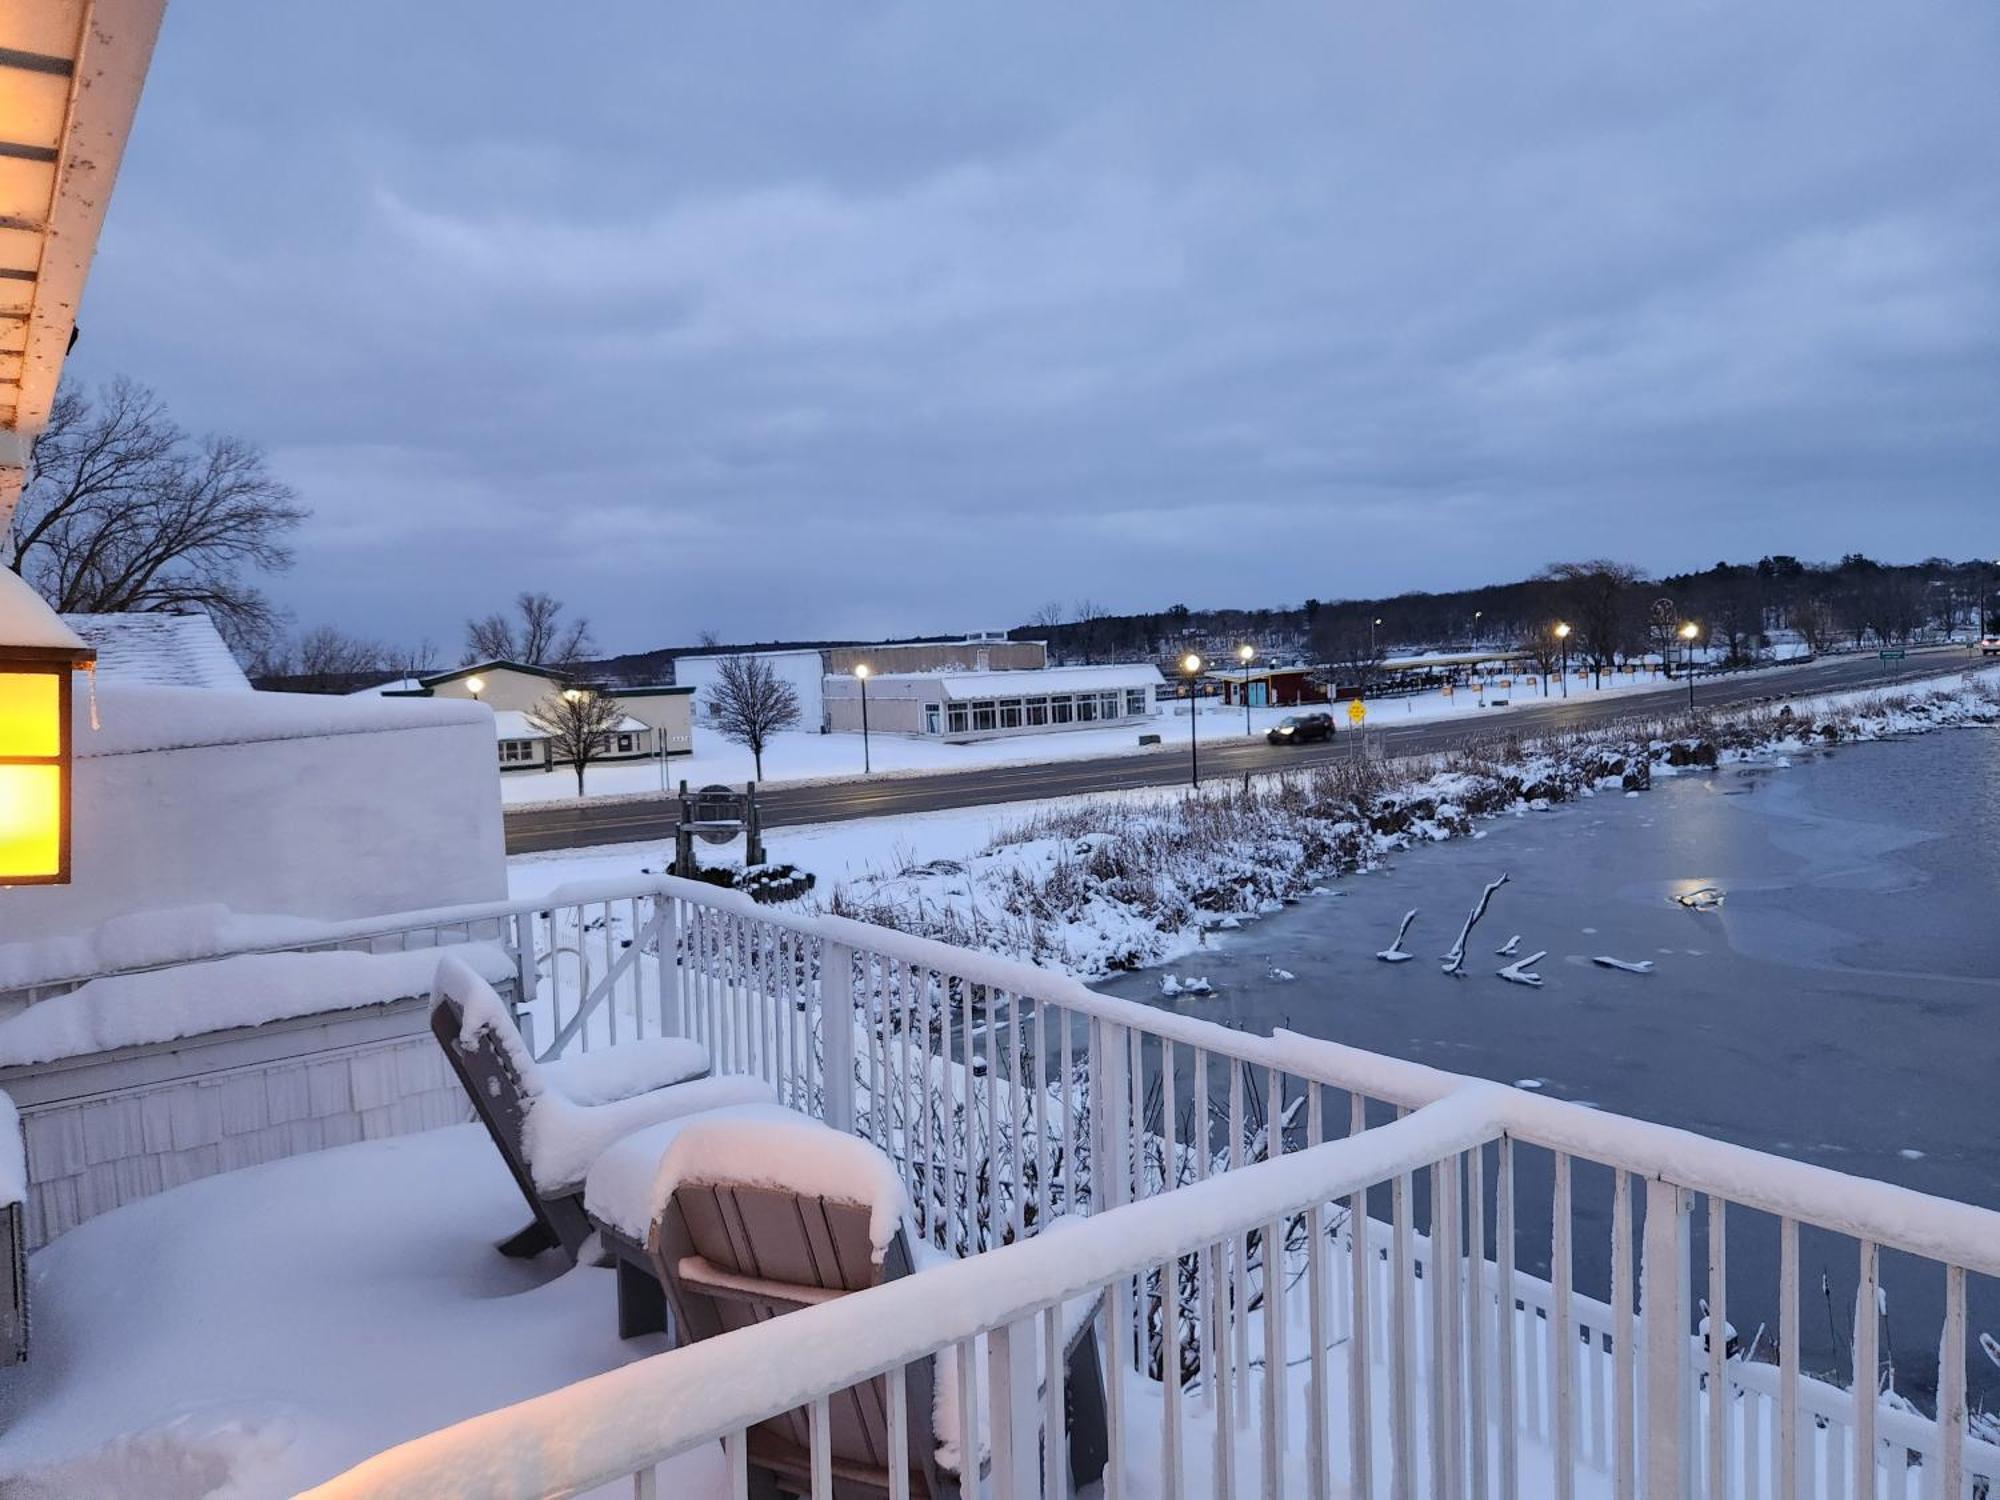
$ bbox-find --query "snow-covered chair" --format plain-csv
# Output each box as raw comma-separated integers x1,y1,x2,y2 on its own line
582,1104,1108,1498
429,956,774,1264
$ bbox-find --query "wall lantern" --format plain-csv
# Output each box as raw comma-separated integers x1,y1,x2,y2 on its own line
0,572,93,885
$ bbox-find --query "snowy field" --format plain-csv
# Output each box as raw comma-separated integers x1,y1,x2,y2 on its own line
502,667,1695,807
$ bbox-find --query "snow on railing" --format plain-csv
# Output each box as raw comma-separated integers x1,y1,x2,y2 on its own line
28,872,2000,1497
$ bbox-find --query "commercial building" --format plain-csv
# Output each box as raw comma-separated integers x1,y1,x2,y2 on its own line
821,663,1163,741
677,636,1048,732
1209,665,1322,708
388,661,693,773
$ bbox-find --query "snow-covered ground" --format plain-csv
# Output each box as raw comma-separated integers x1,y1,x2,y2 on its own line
511,665,2000,981
502,667,1695,806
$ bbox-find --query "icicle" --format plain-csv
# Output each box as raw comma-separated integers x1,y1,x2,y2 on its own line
83,659,99,730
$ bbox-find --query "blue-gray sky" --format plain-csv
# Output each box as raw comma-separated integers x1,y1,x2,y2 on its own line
70,2,2000,655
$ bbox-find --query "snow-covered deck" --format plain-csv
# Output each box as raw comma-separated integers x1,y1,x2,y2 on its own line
4,873,1998,1499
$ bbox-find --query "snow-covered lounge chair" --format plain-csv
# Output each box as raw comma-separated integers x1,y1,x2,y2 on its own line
583,1104,1109,1498
429,956,775,1264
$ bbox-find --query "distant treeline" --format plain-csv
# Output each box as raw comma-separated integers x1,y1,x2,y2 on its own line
1012,555,2000,674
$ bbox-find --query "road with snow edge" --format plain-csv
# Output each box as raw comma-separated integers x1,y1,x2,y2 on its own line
505,646,1991,854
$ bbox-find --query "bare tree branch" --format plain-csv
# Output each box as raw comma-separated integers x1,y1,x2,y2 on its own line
709,654,802,781
526,687,625,797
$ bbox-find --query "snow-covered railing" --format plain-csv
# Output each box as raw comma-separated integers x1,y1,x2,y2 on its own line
302,1087,1510,1500
30,873,1999,1497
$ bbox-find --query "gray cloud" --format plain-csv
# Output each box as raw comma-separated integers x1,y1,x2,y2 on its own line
67,1,2000,653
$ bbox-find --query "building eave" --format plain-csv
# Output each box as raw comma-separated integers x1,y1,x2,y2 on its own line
0,0,169,530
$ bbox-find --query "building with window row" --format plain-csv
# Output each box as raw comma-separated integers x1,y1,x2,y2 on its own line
382,661,693,773
821,664,1164,741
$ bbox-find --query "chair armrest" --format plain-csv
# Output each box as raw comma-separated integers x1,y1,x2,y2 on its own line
540,1036,710,1106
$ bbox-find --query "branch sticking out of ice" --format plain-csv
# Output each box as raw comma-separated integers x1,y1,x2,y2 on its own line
1442,874,1510,976
1495,935,1521,957
1376,908,1418,964
1592,956,1655,974
1497,950,1547,987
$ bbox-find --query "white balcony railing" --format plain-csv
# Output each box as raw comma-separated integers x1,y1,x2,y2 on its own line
49,874,1999,1499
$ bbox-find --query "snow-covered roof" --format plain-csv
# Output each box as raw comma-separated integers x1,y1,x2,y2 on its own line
491,709,649,741
61,612,250,692
0,570,88,655
826,663,1165,702
348,677,425,697
76,685,490,759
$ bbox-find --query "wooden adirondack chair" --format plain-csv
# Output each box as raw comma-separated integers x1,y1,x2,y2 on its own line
428,955,771,1264
584,1106,1109,1498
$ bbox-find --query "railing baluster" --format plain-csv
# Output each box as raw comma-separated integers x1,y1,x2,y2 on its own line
632,1462,657,1500
1641,1179,1692,1500
1307,1086,1330,1500
1007,989,1025,1242
1553,1151,1574,1500
1059,1007,1076,1216
1939,1263,1965,1500
961,979,979,1243
1613,1169,1635,1500
1707,1197,1728,1500
1780,1215,1799,1500
983,985,1000,1233
1497,1136,1518,1500
810,1393,833,1498
1042,1303,1068,1500
887,1365,910,1500
1104,1281,1127,1500
1855,1239,1879,1500
1443,1149,1467,1500
1033,996,1051,1233
1392,1154,1417,1500
1429,1156,1453,1499
821,942,855,1134
1211,1238,1238,1498
989,1317,1038,1500
1230,1061,1251,1425
1264,1066,1288,1500
1350,1093,1375,1500
725,1427,749,1499
1466,1141,1486,1500
956,1338,979,1500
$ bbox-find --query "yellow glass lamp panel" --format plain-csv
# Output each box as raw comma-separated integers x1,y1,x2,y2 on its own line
0,672,61,758
0,763,62,879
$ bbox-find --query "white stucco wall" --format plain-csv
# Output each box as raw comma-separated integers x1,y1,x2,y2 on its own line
1,688,506,964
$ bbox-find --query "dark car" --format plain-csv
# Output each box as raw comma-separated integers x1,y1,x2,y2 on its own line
1267,712,1335,745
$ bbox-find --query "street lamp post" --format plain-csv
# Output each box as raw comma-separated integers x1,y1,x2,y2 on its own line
1554,623,1571,699
854,664,873,774
1371,617,1383,657
1679,622,1699,710
1237,644,1255,736
1181,653,1204,788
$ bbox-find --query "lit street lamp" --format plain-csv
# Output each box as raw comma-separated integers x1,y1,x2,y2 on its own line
854,664,873,774
466,675,485,702
1679,622,1700,710
1371,617,1383,657
1180,653,1204,788
1554,623,1571,699
1236,644,1255,736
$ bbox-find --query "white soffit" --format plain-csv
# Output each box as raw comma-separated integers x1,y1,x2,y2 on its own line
0,0,167,525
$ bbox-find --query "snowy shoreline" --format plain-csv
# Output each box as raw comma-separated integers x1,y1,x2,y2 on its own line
815,669,2000,981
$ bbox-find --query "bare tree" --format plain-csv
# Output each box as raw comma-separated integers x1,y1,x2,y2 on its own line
465,591,594,669
11,378,307,657
1523,621,1565,692
1071,598,1108,664
293,626,385,692
1311,616,1385,695
1543,560,1644,689
527,686,624,797
696,628,723,649
709,653,802,780
1790,595,1837,655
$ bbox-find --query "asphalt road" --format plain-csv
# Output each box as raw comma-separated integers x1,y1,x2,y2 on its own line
505,647,1992,855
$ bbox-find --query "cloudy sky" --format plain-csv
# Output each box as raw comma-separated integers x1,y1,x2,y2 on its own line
70,2,2000,656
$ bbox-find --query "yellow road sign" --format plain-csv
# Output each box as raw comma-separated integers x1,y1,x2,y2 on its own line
1348,699,1366,727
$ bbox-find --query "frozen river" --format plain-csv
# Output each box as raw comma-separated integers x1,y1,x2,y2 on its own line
1101,726,2000,1402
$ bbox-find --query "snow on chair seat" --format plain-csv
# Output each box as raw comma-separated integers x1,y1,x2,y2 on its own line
428,955,771,1266
584,1103,1109,1498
